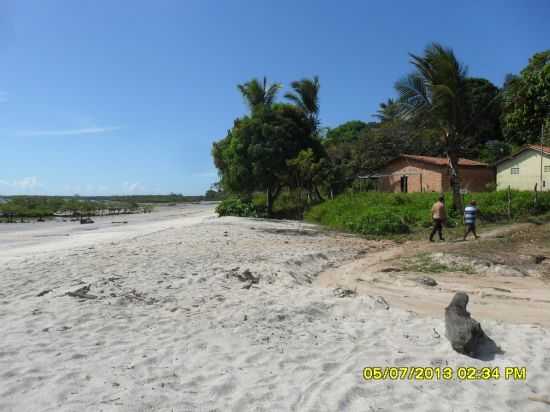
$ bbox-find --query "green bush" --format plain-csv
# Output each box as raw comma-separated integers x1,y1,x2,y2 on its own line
305,191,550,236
216,191,317,219
215,197,258,217
346,211,410,235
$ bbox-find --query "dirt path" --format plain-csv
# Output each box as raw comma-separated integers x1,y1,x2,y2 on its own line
317,222,550,326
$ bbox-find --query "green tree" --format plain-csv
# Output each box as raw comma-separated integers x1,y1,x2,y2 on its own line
395,43,470,211
286,148,330,201
237,77,282,114
324,120,371,145
285,76,321,130
374,98,399,122
463,78,502,151
501,50,550,145
212,104,316,216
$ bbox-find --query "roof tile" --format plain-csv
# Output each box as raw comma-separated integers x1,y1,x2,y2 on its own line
400,154,488,167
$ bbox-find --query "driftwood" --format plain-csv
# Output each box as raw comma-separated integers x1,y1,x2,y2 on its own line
230,269,259,289
333,287,356,298
66,285,97,300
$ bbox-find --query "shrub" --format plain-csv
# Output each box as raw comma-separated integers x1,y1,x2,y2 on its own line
305,191,550,236
215,197,257,217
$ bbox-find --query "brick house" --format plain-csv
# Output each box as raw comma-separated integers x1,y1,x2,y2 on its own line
370,154,495,193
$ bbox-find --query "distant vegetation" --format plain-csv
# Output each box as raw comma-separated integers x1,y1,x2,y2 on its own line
211,45,549,218
0,197,146,222
0,191,225,222
305,191,550,236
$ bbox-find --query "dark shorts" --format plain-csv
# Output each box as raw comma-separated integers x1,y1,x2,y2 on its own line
465,223,476,230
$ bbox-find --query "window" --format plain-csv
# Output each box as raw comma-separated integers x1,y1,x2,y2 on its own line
544,166,550,173
511,167,520,175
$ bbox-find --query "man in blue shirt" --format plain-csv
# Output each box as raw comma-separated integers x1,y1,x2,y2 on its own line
463,200,480,240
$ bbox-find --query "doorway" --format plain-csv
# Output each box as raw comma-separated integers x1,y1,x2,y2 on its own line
400,175,408,193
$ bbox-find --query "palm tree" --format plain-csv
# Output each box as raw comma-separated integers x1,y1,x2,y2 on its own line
374,98,399,122
285,76,326,200
395,43,469,212
237,77,282,114
285,76,321,130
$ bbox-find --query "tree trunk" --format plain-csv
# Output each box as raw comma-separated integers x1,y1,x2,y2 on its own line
447,152,463,213
266,187,273,217
314,186,325,201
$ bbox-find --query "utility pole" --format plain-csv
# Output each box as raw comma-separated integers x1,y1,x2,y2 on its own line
542,109,550,191
541,122,544,191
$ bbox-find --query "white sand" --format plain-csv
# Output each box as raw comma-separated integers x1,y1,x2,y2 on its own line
1,204,549,411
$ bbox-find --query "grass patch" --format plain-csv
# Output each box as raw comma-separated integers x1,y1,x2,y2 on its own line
305,191,550,237
400,253,476,274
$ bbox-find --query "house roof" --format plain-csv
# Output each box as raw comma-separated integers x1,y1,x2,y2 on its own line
399,154,489,167
526,144,550,154
495,144,550,166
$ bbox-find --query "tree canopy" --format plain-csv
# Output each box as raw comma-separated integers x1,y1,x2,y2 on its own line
211,47,549,218
212,103,320,215
501,50,550,145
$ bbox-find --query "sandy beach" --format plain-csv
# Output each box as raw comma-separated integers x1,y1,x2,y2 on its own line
1,203,549,411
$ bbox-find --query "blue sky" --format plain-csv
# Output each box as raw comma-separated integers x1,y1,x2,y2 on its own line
1,0,548,196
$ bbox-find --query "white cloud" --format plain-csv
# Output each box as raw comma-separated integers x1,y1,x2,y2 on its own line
16,126,120,137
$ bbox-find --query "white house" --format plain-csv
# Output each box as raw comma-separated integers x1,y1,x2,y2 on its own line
496,145,550,191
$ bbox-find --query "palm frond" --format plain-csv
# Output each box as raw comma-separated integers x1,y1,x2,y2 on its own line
286,76,320,117
237,77,281,113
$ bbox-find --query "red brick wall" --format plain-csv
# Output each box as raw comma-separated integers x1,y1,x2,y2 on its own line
377,158,496,193
378,158,444,192
441,167,496,192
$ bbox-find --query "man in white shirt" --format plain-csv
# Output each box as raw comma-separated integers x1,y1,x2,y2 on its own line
463,200,480,240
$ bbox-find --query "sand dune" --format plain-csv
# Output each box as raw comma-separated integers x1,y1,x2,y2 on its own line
1,205,548,411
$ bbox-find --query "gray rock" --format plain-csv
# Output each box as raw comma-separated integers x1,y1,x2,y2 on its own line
490,265,526,277
535,255,547,264
333,288,356,298
416,276,437,287
375,296,390,310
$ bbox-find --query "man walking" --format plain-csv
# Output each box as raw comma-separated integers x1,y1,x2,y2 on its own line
430,196,446,242
463,200,480,240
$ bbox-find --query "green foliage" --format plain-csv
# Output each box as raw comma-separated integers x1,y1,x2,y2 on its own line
324,121,372,145
501,50,550,145
212,102,319,214
478,140,512,163
0,196,160,221
237,77,282,114
204,189,226,200
215,197,257,217
284,76,321,129
394,43,472,212
463,78,503,151
401,254,475,274
305,191,550,236
215,190,316,220
374,98,400,122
